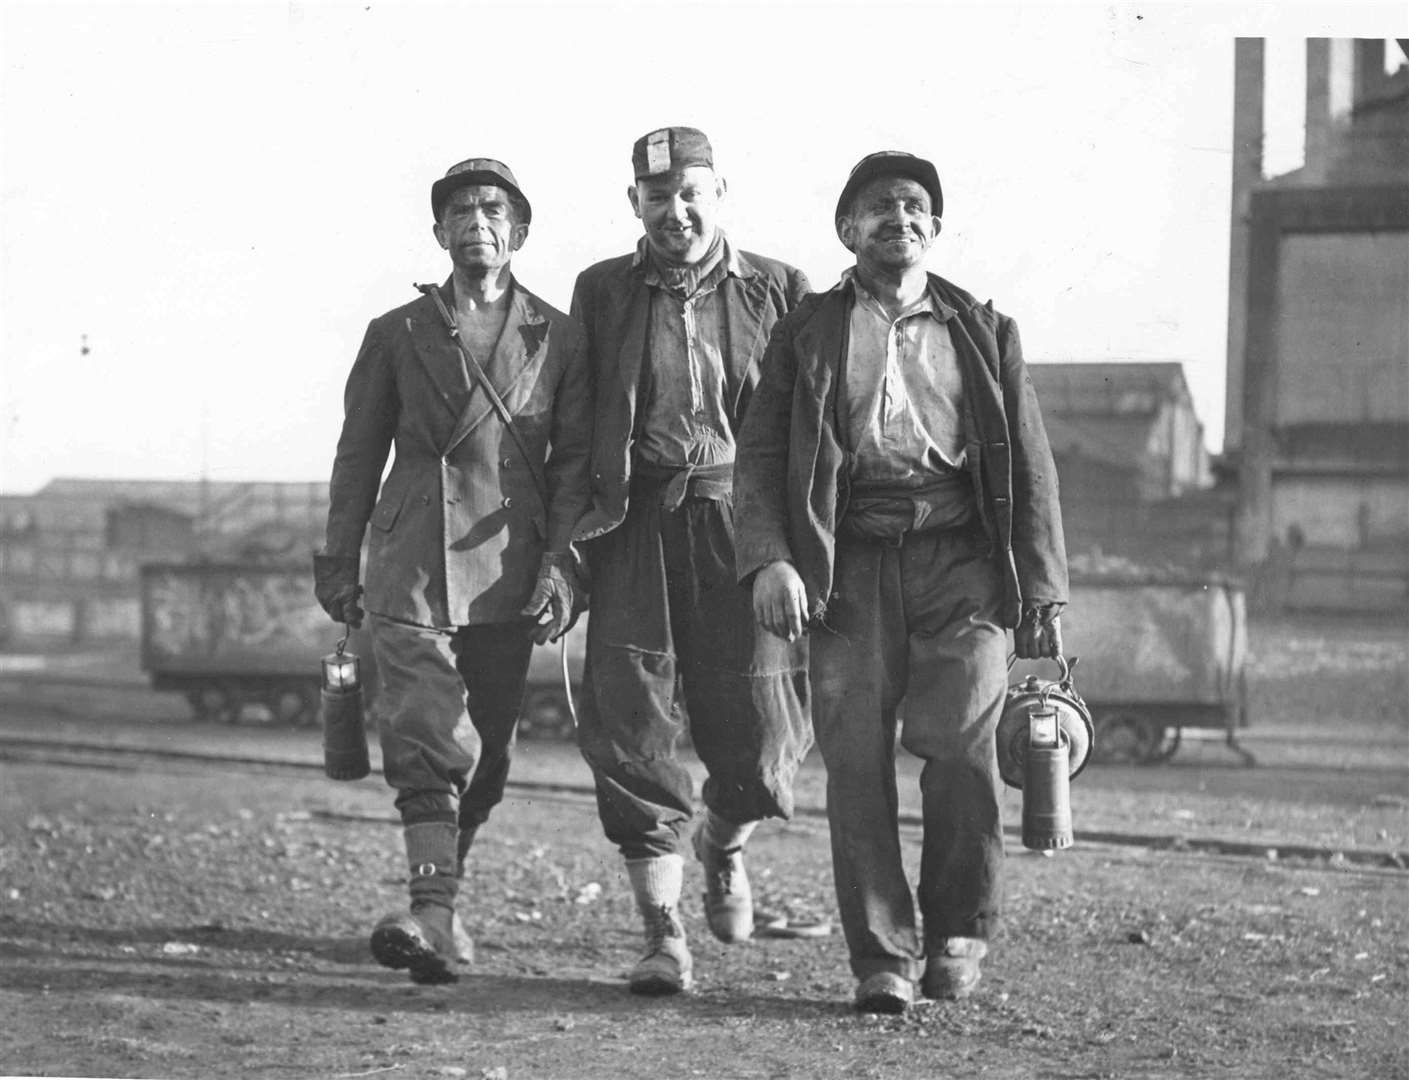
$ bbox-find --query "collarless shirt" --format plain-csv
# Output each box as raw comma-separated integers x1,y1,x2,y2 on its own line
843,270,966,485
634,235,741,469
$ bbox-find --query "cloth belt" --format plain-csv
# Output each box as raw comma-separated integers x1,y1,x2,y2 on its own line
840,472,976,544
631,460,734,512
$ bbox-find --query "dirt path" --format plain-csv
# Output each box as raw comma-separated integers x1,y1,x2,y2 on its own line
2,614,1406,1079
2,750,1406,1080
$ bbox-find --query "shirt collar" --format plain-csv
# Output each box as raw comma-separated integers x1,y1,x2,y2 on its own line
633,230,748,281
839,267,956,322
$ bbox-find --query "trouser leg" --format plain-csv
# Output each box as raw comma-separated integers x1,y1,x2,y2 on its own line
370,615,533,833
897,530,1008,946
451,623,535,868
576,499,695,860
666,494,812,827
809,540,918,981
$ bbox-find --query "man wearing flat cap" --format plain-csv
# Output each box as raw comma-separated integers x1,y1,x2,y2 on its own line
568,126,814,995
734,151,1068,1013
315,158,592,985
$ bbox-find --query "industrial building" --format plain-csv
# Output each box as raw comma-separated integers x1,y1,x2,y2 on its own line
1226,38,1409,610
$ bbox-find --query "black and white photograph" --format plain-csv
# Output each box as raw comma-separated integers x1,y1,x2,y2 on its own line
1,2,1406,1077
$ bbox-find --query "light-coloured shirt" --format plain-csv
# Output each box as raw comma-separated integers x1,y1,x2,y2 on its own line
843,270,966,485
635,236,738,468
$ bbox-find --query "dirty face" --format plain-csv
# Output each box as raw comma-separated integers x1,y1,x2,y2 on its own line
628,165,726,266
837,176,940,275
433,184,528,275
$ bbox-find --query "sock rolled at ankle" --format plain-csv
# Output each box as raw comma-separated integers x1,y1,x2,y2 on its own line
702,810,757,853
625,853,685,909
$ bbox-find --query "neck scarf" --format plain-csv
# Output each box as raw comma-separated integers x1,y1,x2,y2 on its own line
649,230,726,298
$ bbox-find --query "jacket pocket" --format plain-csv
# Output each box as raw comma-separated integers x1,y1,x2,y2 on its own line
369,488,407,532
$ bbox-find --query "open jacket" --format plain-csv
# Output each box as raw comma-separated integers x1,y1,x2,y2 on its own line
733,272,1067,630
568,240,811,542
324,277,592,628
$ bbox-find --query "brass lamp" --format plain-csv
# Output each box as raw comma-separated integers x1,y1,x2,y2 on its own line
320,629,370,781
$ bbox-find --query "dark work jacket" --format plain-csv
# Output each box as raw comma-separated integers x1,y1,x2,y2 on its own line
732,273,1068,630
324,278,592,628
568,242,811,542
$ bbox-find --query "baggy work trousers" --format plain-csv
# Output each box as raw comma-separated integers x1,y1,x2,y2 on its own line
576,481,812,860
809,523,1008,982
369,614,534,832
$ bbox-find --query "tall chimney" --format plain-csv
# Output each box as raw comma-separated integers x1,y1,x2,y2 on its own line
1225,38,1265,453
1305,38,1356,180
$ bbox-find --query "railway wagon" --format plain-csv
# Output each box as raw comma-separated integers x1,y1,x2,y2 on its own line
140,560,583,732
1012,568,1248,764
141,561,361,726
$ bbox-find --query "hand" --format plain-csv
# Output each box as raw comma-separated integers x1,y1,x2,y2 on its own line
752,560,808,642
313,554,364,629
521,553,581,645
1014,603,1063,660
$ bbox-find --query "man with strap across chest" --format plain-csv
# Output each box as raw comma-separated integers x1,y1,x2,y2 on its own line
314,158,592,985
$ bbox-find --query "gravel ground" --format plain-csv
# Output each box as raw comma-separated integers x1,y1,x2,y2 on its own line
0,614,1405,1080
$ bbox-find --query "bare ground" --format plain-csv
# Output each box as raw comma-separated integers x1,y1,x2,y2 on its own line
0,615,1406,1080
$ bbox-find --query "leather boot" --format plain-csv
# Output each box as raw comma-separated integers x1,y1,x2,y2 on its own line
691,811,756,944
922,937,988,1000
451,823,479,965
369,822,461,984
625,855,692,995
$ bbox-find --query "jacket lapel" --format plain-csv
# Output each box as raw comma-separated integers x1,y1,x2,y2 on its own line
793,285,849,439
726,272,773,415
407,279,472,420
442,280,547,456
609,270,651,425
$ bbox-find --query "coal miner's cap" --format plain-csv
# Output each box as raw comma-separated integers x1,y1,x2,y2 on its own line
632,126,714,180
431,158,532,223
835,151,943,224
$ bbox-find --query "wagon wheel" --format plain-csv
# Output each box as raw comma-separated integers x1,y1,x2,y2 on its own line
1143,723,1182,764
519,688,575,741
269,684,321,728
1091,709,1175,765
185,684,240,725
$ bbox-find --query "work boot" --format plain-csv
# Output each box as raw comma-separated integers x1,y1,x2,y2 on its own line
691,811,756,944
370,821,460,984
625,855,692,995
452,823,479,965
922,937,988,1000
450,911,475,965
370,904,459,985
854,971,915,1014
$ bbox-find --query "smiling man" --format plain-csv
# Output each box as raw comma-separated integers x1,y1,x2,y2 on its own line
315,158,592,985
568,126,814,995
734,151,1069,1014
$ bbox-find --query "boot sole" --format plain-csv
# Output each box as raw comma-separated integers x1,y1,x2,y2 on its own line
629,971,694,996
370,923,458,985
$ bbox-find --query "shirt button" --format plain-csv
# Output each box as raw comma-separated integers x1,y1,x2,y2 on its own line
502,497,513,508
502,458,513,468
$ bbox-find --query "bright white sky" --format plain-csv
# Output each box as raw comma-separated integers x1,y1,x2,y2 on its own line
1,0,1404,493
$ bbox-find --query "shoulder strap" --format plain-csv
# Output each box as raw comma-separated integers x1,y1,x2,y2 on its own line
417,283,548,505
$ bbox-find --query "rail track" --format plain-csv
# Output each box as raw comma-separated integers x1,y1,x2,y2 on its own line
2,729,1404,875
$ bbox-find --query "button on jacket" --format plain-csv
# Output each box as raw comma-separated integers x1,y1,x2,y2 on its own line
325,278,593,628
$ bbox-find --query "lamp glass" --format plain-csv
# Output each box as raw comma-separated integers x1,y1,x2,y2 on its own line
1028,707,1058,748
321,651,361,693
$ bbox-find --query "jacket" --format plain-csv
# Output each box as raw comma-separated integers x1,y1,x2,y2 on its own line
733,272,1068,629
568,240,811,542
324,277,592,628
